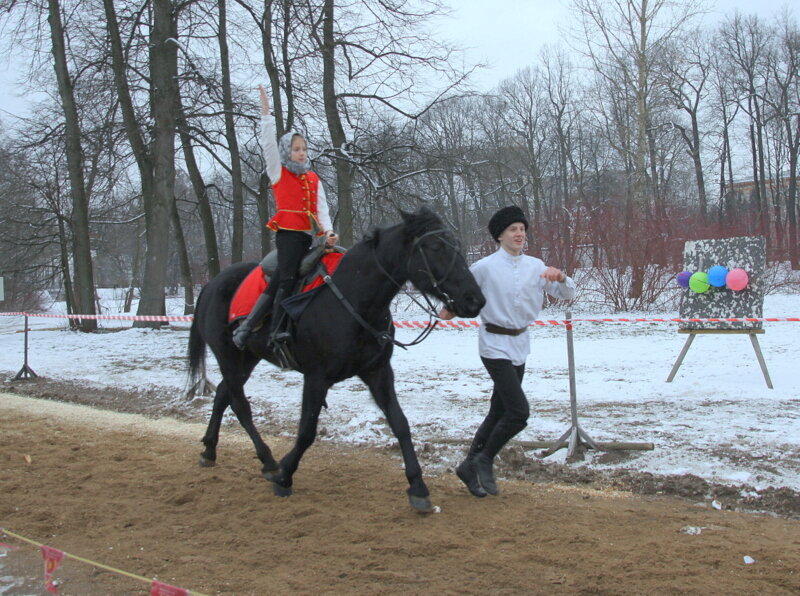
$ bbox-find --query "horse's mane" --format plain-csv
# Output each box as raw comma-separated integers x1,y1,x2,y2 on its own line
361,206,444,247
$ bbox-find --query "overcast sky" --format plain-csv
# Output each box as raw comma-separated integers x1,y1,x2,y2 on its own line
438,0,795,90
0,0,795,121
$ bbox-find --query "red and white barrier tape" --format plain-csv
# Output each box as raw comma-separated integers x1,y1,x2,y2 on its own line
1,311,799,326
0,312,193,323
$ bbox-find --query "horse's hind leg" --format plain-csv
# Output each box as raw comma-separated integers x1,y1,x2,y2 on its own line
227,381,279,476
200,378,232,467
359,365,432,512
201,356,277,475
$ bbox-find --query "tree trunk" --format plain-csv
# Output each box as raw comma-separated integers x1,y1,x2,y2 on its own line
47,0,97,331
56,213,78,330
787,116,799,269
218,0,245,263
690,112,707,220
103,0,168,326
177,97,220,279
260,0,286,136
135,0,178,326
169,193,194,314
320,0,351,245
124,218,144,313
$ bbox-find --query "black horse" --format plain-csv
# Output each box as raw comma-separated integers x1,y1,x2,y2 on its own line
188,207,485,511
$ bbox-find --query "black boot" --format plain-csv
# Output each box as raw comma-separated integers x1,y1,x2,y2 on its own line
456,420,493,496
232,289,274,350
472,454,498,496
456,458,487,498
471,420,526,496
268,288,290,345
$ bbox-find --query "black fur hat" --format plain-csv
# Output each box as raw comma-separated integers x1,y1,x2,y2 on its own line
488,205,529,242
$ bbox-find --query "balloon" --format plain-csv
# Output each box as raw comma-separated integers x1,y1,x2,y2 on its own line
726,268,749,291
676,271,692,288
707,265,729,287
689,271,711,294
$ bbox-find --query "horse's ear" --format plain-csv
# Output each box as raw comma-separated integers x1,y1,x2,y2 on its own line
399,209,416,240
364,227,380,247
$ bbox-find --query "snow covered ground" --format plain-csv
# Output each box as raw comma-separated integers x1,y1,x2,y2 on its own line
1,290,798,492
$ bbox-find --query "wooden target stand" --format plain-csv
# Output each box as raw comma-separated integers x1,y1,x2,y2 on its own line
666,328,773,389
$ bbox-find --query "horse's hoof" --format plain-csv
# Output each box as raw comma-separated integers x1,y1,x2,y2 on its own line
261,462,280,480
199,455,216,468
272,482,293,498
408,494,434,512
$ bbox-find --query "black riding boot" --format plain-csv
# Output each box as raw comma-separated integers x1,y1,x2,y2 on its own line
455,458,487,498
232,289,274,350
263,289,292,369
268,288,289,344
455,417,496,497
471,420,526,496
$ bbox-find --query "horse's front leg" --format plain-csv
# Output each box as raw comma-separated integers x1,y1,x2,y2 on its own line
270,374,329,498
359,365,432,512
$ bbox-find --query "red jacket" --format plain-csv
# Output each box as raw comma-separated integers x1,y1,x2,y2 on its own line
266,167,324,235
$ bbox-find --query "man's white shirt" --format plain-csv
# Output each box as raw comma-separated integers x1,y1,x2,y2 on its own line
470,248,576,365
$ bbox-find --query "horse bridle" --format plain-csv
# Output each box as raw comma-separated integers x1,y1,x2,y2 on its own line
321,228,463,349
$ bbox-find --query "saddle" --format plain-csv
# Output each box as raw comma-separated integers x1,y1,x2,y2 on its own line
228,244,345,324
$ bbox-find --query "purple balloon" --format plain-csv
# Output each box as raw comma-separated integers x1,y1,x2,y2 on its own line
676,271,692,288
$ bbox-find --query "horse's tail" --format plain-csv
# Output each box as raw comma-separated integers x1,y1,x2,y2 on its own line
187,286,207,386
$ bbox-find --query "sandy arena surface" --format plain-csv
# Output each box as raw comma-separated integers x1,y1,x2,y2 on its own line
1,389,800,595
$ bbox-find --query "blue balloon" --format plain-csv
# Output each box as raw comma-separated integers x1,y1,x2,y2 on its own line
707,265,729,288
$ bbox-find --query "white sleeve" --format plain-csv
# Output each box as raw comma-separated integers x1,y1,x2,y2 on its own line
316,182,333,232
260,114,282,183
545,275,576,301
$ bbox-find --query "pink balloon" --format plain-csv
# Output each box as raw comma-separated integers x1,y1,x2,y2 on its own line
726,268,749,291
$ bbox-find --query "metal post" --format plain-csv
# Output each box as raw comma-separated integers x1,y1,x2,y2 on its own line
14,315,38,380
540,311,652,461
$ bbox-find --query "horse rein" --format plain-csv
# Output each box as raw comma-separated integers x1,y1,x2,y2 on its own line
407,229,461,315
319,228,463,349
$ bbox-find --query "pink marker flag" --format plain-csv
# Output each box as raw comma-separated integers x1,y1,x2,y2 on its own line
150,580,189,596
40,545,65,594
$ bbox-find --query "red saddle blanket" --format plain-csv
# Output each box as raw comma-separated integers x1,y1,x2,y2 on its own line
228,252,344,323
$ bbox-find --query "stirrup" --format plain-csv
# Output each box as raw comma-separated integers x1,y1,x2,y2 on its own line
271,330,291,344
272,341,292,370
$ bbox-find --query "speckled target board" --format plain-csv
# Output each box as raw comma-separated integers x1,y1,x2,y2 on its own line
679,236,765,330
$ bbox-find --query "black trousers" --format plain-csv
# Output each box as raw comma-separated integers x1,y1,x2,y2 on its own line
264,229,312,304
468,357,530,460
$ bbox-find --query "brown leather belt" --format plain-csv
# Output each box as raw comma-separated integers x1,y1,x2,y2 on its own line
484,323,527,336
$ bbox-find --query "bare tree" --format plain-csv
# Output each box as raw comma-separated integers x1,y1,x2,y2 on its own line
300,0,471,246
216,0,247,263
103,0,178,325
763,11,800,268
720,13,772,237
659,30,711,219
46,0,97,330
570,0,701,298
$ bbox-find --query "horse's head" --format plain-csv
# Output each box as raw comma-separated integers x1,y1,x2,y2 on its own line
400,207,485,318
